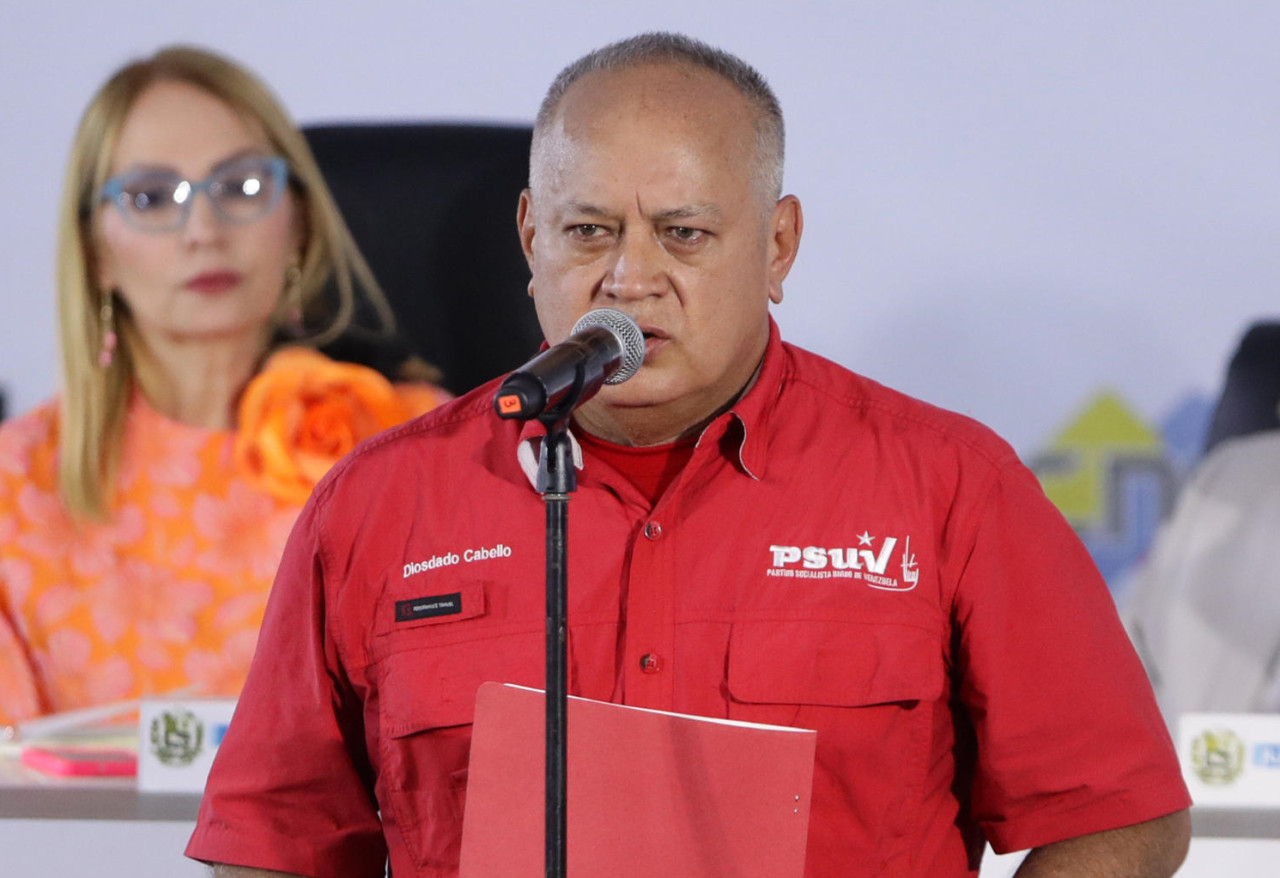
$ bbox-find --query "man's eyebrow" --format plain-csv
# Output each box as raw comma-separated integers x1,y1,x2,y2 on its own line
557,202,723,222
652,204,722,222
561,201,615,219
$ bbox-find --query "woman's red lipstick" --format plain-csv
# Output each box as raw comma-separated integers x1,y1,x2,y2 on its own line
184,271,242,294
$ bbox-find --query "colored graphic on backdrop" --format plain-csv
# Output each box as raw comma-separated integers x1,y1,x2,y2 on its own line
1027,389,1213,606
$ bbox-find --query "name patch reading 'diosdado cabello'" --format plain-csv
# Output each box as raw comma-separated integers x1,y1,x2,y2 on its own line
395,593,463,622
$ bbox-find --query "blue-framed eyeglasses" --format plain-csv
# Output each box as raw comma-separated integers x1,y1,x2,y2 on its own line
98,155,290,232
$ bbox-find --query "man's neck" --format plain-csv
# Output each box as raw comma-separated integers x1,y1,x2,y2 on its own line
572,359,765,447
573,402,711,447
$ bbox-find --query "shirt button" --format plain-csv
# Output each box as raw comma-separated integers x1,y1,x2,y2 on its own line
639,653,662,674
643,521,663,540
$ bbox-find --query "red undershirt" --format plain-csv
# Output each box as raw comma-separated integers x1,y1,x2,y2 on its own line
575,429,698,507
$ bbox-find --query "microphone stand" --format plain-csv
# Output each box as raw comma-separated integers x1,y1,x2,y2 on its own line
536,395,581,878
496,311,641,878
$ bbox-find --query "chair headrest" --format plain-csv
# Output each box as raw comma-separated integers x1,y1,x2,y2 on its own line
305,123,544,395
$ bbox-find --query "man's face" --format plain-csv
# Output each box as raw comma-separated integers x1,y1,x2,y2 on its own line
518,63,801,444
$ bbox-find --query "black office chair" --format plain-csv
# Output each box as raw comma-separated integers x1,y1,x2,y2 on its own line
303,123,544,396
1202,320,1280,455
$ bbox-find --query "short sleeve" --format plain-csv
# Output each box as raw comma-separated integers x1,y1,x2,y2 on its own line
952,461,1190,853
185,490,387,877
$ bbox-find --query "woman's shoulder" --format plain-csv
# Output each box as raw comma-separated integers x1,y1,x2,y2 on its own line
0,397,61,459
233,347,451,505
244,346,451,421
0,397,61,492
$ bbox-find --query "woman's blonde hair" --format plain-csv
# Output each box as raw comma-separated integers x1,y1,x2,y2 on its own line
56,45,393,521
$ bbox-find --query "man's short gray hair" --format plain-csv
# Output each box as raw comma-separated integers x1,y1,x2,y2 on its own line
531,32,785,204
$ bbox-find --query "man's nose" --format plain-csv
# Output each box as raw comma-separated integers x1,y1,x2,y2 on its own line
600,231,665,301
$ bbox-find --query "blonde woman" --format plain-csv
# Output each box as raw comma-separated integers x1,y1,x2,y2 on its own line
0,46,449,725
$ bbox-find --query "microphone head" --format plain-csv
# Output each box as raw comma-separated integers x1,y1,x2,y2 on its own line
571,308,645,384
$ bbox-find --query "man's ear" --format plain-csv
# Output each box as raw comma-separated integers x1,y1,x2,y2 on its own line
517,189,537,273
767,195,803,305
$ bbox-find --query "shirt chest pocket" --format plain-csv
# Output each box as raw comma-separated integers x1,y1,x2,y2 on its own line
725,618,946,864
376,630,544,875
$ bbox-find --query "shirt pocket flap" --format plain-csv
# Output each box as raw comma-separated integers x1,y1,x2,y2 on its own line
380,630,544,738
727,619,944,708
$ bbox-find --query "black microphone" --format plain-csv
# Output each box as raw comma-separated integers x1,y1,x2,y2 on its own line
494,308,645,420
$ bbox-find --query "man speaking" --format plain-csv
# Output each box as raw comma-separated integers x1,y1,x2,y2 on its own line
188,32,1191,878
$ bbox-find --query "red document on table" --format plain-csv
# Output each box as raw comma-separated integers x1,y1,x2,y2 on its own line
458,682,816,878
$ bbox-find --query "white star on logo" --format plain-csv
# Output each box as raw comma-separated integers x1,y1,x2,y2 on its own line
857,531,874,546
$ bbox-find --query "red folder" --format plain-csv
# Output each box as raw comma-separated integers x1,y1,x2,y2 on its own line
459,683,816,878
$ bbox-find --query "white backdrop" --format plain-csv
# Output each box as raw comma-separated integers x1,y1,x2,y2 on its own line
2,0,1278,455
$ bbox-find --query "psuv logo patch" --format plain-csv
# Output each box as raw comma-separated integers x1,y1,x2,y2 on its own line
767,532,919,591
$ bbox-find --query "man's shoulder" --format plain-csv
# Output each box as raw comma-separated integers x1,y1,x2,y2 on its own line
778,341,1020,469
309,378,514,501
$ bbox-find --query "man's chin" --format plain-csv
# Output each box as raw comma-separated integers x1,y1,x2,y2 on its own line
595,372,682,409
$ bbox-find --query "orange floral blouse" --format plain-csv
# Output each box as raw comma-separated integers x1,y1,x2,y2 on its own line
0,350,449,725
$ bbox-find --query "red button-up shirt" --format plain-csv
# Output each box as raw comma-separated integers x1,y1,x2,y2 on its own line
188,323,1189,877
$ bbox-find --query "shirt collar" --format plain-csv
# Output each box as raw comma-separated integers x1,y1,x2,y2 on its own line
513,317,786,490
721,316,785,482
516,423,585,491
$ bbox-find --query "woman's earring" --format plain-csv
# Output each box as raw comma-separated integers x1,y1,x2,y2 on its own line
98,298,117,368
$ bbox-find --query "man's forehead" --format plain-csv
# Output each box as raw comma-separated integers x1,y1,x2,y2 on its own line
533,63,757,183
555,62,751,131
531,136,742,217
